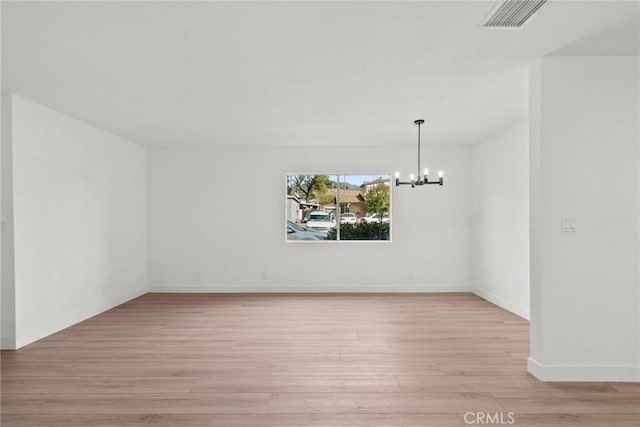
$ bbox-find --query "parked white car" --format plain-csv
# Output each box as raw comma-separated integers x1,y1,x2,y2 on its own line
362,213,390,224
340,213,357,224
305,211,336,231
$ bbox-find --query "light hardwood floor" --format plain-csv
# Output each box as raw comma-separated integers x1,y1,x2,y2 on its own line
1,293,638,426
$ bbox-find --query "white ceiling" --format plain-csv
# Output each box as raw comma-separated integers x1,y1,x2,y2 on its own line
2,1,638,148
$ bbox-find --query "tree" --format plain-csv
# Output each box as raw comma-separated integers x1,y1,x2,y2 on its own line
317,189,334,207
364,182,390,217
287,175,331,202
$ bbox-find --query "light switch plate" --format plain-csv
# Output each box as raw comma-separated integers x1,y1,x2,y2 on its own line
561,217,577,232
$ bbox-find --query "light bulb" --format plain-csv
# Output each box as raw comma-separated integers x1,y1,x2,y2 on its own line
424,168,429,176
410,174,415,181
438,170,444,178
394,171,400,178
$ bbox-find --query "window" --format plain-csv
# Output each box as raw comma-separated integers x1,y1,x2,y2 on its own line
285,174,391,242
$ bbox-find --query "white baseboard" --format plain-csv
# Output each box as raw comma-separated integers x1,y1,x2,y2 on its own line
472,287,530,320
13,287,147,349
149,284,472,293
528,357,640,382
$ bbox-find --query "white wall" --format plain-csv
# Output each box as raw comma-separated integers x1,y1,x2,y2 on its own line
471,119,530,319
6,94,148,349
1,95,17,349
529,56,640,381
148,145,471,292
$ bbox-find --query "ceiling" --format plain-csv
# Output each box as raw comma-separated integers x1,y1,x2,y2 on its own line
2,1,638,148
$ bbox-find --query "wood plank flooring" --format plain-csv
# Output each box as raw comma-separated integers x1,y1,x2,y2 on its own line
1,293,638,426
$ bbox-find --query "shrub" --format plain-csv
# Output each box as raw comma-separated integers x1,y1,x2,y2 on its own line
327,222,389,240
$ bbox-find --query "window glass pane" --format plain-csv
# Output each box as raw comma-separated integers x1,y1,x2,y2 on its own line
286,174,390,242
337,175,390,241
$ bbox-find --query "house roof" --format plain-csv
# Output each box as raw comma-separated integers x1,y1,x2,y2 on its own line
287,195,319,208
361,179,390,188
327,189,365,204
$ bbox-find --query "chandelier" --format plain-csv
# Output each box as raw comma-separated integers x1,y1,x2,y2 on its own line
395,119,444,188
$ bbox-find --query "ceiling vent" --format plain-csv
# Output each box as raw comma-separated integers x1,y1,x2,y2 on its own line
482,0,547,29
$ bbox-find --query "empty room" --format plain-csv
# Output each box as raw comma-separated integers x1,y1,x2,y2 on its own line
1,0,639,426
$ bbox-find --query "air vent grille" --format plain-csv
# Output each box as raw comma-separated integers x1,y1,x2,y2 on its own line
482,0,547,29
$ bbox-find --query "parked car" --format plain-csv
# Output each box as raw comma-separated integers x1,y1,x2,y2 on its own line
340,212,357,224
305,211,336,231
362,213,376,223
286,221,327,241
362,213,390,224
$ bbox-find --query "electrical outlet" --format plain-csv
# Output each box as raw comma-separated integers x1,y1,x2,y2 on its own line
561,217,577,233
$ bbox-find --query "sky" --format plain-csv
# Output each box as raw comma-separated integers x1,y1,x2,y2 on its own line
338,175,390,187
286,174,391,191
